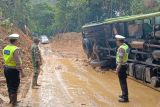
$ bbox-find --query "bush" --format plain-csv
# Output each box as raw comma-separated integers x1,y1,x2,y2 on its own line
0,18,13,28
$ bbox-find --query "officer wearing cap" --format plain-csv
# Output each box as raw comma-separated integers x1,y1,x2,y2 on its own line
31,37,42,89
115,35,129,102
3,34,25,106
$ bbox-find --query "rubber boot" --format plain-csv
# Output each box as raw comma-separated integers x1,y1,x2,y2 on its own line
8,94,14,107
32,76,39,89
32,75,36,88
35,76,41,86
11,94,17,106
35,76,38,86
9,93,12,104
8,93,14,107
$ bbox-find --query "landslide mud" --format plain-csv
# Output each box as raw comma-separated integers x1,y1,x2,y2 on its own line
20,44,160,107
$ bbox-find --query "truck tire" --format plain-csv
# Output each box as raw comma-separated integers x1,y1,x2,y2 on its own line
128,63,135,77
151,76,159,87
135,64,146,80
82,38,92,58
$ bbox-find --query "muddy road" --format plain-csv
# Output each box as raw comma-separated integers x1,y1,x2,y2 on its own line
20,44,160,107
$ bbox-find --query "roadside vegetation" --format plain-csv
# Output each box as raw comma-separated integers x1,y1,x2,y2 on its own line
0,0,160,36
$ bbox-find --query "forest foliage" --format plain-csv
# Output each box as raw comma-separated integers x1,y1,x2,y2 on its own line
0,0,160,36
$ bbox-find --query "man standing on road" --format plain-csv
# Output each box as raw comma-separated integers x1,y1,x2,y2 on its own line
31,37,42,89
3,34,25,106
115,35,129,103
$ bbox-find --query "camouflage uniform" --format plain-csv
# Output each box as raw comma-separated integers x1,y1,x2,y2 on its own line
31,43,42,87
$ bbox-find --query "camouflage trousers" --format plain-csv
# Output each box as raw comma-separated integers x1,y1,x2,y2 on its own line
32,63,40,87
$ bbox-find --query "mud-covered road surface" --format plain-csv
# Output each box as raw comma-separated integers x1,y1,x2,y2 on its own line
20,44,160,107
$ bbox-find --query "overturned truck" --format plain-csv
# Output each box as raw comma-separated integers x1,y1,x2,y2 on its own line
82,12,160,91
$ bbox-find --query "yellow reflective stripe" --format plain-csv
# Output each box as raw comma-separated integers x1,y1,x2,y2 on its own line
3,45,18,67
116,43,129,64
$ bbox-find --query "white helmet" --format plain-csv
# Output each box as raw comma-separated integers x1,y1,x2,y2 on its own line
115,35,125,40
8,34,20,39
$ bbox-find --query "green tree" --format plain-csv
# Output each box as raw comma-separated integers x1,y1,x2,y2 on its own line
29,2,55,36
130,0,145,14
0,0,31,28
1,0,160,37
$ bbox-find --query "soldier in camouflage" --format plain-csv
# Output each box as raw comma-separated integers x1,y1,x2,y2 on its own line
31,37,42,89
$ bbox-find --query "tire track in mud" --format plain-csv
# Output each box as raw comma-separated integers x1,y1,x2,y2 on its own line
58,59,116,107
20,44,160,107
21,45,76,107
57,58,160,107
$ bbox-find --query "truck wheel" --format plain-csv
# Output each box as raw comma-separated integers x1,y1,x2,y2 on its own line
82,38,92,58
151,76,159,87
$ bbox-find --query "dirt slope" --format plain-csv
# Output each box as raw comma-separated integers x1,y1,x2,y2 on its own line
0,26,33,105
51,32,87,59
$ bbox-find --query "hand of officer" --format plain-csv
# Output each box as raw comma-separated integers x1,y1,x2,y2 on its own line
19,68,25,78
115,66,120,74
115,70,118,74
21,71,25,78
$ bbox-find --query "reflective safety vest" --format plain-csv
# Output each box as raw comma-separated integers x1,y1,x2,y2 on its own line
3,45,18,67
116,43,129,64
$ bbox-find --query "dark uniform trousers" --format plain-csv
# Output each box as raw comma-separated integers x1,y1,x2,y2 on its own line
4,66,20,94
118,64,128,99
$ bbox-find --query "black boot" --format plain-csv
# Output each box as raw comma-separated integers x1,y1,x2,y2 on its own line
9,94,14,105
9,93,12,104
12,94,17,106
118,97,129,103
119,95,123,98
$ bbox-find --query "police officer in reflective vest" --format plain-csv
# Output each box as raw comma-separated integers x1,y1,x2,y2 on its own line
115,35,129,102
3,34,25,106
